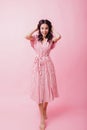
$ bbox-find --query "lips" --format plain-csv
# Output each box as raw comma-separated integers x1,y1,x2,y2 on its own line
42,33,47,35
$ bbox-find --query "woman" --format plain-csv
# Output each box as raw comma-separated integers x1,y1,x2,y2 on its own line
25,19,61,130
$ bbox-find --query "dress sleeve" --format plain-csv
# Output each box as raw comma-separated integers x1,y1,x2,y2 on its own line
51,41,58,49
29,34,37,48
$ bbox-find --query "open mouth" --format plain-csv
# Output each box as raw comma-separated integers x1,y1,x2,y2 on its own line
43,33,47,35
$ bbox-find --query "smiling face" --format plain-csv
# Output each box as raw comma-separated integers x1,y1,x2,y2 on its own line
40,23,49,38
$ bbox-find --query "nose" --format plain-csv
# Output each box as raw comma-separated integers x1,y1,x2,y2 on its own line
43,30,47,34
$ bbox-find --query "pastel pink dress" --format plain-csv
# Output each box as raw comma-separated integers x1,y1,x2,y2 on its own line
29,34,59,104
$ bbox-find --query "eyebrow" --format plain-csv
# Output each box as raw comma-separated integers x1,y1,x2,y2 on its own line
41,27,48,29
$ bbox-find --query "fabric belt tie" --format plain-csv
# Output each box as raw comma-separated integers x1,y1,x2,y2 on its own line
34,55,49,75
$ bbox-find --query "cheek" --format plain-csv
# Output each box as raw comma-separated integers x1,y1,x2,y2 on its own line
46,29,49,33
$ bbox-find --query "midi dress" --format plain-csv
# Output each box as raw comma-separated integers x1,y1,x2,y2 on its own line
29,34,59,104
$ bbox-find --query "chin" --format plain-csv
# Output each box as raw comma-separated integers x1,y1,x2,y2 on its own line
43,34,47,38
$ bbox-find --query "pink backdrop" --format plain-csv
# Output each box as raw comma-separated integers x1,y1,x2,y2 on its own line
0,0,86,130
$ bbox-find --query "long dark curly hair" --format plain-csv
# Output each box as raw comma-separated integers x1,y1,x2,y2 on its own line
37,19,53,42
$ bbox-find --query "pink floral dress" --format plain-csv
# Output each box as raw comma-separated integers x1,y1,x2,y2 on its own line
29,35,59,104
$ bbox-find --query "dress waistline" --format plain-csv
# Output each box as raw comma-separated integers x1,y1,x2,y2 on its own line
34,54,50,75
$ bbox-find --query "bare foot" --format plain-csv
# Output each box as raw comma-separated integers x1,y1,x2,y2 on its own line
39,122,46,130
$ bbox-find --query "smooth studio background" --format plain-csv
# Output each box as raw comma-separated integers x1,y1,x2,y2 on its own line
0,0,87,130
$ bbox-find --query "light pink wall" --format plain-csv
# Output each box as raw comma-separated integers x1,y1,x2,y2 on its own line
0,0,86,107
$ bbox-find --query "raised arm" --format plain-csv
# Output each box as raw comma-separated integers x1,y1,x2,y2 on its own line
52,28,62,43
25,28,38,41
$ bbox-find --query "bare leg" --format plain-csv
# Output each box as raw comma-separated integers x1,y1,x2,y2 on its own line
43,102,48,119
38,103,46,130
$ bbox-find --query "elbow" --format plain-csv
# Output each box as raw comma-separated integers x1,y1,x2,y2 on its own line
25,35,29,40
56,34,61,41
59,34,62,39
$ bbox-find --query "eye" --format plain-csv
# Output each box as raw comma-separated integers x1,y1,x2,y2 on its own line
41,27,44,30
45,27,48,30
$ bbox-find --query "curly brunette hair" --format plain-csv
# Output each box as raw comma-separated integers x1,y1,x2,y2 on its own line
37,19,53,42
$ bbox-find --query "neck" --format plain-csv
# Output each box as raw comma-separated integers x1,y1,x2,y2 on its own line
43,37,47,40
